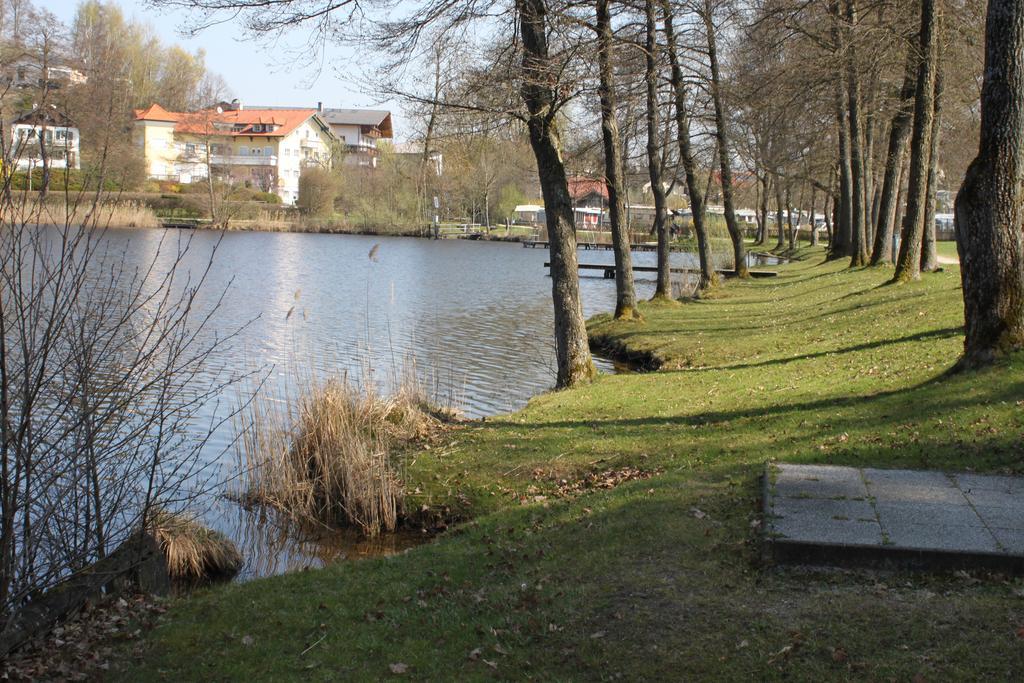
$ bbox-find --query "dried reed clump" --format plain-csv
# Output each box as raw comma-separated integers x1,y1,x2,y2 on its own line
98,201,160,229
148,510,243,583
240,378,442,537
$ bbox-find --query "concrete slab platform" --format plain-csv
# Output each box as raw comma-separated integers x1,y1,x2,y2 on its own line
764,464,1024,571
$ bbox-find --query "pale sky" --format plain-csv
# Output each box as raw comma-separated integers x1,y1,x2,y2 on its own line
39,0,406,135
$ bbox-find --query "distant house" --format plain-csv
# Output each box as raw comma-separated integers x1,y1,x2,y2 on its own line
567,176,609,228
10,106,81,170
935,212,955,240
392,141,443,176
133,100,336,204
318,108,393,168
4,56,87,90
568,176,608,210
513,204,544,224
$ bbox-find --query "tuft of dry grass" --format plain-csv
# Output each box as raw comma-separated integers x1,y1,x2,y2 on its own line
94,201,160,229
238,375,445,537
148,510,243,583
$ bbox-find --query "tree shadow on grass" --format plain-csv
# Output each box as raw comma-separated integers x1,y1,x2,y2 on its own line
490,371,1022,443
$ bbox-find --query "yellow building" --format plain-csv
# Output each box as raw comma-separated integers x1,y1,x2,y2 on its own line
133,101,337,204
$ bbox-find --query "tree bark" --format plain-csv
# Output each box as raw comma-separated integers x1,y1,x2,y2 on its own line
871,46,916,265
785,184,795,249
809,186,819,246
758,173,770,245
954,0,1024,367
665,0,714,290
774,177,785,251
893,0,938,283
596,0,639,319
519,0,596,387
644,0,671,298
831,3,853,258
703,0,748,277
834,81,854,257
845,0,868,266
921,67,944,272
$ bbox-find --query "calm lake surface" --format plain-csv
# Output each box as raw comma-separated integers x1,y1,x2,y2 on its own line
98,228,716,577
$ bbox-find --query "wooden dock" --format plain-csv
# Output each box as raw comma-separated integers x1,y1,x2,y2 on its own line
160,218,201,229
544,262,778,279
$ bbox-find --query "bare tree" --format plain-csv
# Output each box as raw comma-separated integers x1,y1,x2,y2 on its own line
700,0,747,277
0,204,243,626
664,0,714,291
596,0,640,319
893,0,939,282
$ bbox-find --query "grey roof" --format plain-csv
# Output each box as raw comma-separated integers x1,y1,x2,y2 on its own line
320,108,390,126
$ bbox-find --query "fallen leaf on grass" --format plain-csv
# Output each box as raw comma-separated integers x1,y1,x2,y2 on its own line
590,631,607,639
241,635,255,647
832,646,848,663
389,662,408,674
768,644,794,664
690,507,708,520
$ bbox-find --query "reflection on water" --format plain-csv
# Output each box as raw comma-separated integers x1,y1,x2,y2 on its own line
215,498,426,579
88,228,719,578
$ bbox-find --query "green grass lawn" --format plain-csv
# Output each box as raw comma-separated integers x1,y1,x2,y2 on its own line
119,247,1024,681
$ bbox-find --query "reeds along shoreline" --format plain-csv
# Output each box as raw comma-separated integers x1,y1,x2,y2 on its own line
238,374,447,537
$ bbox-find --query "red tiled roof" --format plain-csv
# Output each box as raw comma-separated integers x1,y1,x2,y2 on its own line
568,176,609,201
134,104,318,138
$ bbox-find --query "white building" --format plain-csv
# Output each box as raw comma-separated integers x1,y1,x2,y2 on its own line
134,102,336,204
319,108,393,168
10,106,81,170
5,57,87,90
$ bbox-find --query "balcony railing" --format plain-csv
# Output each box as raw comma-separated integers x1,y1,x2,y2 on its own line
209,154,277,166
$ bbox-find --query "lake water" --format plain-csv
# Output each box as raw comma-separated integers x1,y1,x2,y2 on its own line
97,228,722,577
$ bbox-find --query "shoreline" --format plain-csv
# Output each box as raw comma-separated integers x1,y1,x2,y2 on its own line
78,247,1024,679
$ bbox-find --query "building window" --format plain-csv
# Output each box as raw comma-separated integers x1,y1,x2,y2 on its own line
185,143,196,156
239,146,249,156
264,146,273,157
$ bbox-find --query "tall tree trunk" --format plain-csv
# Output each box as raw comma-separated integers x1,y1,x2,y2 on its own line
644,0,671,298
832,3,853,258
921,67,944,272
774,177,786,251
825,185,834,247
954,0,1024,367
864,81,878,247
596,0,639,319
703,0,747,277
665,1,714,289
785,184,795,249
834,81,854,257
519,0,595,387
893,0,939,282
758,173,770,244
845,0,868,266
871,50,916,265
809,187,819,246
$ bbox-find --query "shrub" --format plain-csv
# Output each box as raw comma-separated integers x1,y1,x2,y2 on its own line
297,168,339,218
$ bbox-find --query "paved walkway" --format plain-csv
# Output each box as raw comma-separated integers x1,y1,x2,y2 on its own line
764,464,1024,570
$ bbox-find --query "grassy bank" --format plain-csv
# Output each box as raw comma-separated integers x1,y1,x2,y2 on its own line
119,247,1024,680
